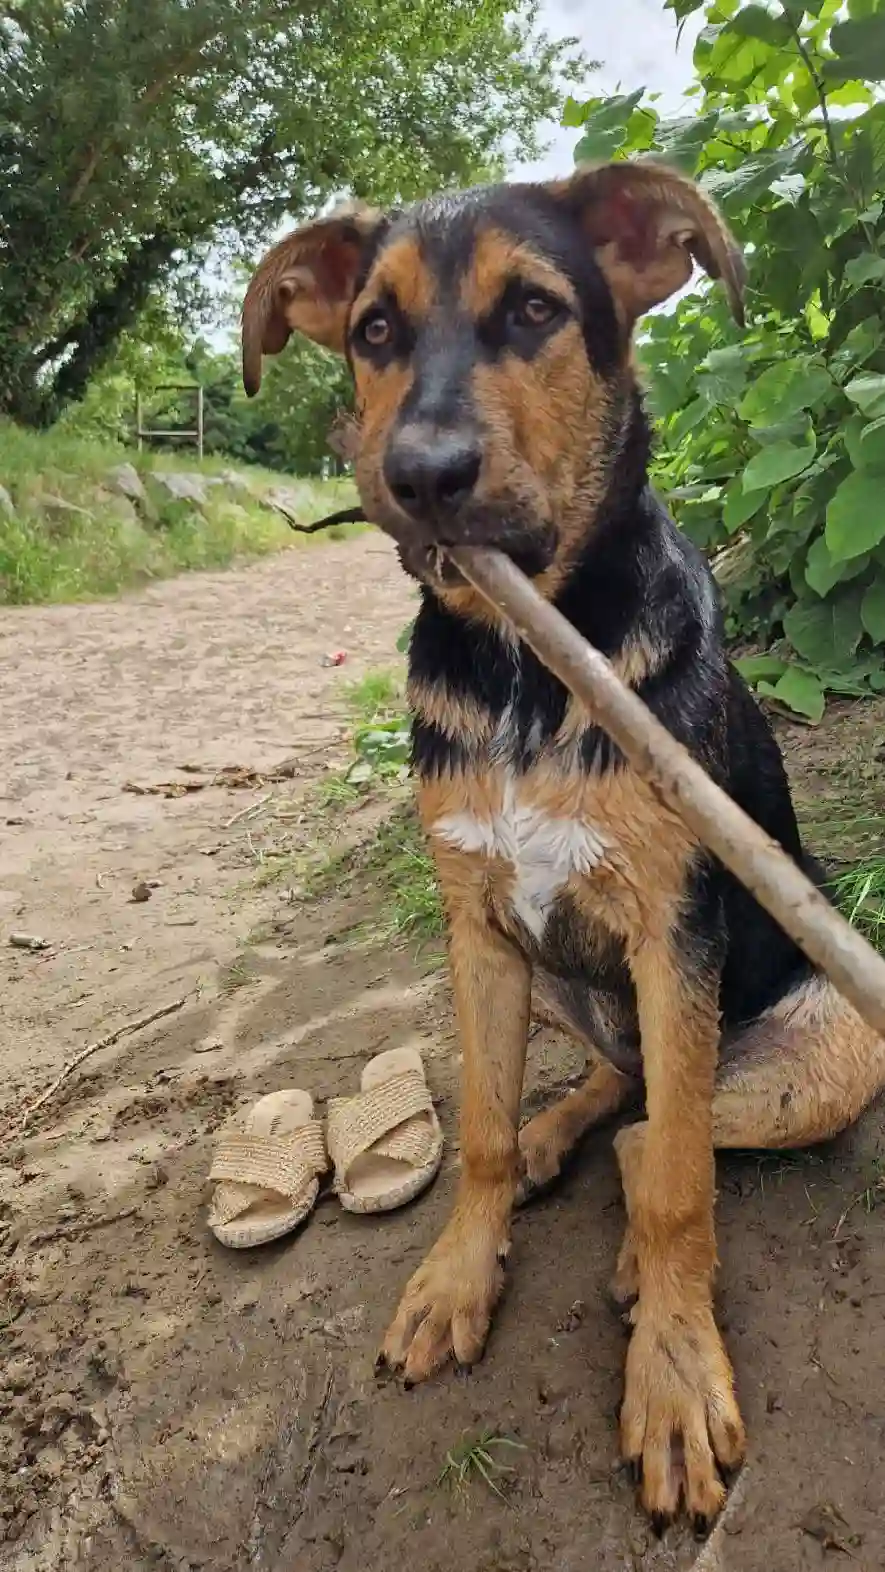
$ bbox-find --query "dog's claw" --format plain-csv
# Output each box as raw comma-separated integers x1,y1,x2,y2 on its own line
651,1511,669,1540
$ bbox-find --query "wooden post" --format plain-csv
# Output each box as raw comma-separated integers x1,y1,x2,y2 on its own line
196,385,204,461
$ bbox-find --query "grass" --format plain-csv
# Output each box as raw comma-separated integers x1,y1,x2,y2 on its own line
0,417,359,605
437,1430,526,1501
832,856,885,951
342,669,403,726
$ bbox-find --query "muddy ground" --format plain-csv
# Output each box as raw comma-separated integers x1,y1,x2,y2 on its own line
1,534,884,1572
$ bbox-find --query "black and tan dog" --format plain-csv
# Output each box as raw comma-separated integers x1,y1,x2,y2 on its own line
242,161,885,1527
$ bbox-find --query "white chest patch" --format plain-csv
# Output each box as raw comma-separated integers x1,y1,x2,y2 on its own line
433,777,609,940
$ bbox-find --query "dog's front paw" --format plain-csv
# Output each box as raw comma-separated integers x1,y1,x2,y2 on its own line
378,1216,508,1384
621,1303,746,1531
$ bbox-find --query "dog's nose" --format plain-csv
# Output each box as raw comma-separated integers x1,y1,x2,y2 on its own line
384,427,481,519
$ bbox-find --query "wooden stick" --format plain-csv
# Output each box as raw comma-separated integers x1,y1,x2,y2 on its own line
11,994,189,1136
450,546,885,1038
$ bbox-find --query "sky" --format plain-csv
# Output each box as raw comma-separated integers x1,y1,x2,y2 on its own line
520,0,703,180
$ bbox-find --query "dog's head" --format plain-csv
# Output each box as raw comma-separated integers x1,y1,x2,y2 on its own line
242,163,743,602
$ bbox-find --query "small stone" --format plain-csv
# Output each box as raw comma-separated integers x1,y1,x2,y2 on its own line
195,1036,223,1054
106,463,146,504
131,882,153,903
8,933,51,951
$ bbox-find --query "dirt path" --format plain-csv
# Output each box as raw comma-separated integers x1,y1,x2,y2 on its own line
2,536,884,1572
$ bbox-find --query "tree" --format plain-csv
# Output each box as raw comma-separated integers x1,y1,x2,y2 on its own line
566,0,885,718
0,0,582,427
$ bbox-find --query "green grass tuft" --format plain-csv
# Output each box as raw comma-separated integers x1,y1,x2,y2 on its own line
832,856,885,952
437,1430,526,1500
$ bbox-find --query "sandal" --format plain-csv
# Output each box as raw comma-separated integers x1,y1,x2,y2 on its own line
207,1089,328,1248
326,1047,443,1215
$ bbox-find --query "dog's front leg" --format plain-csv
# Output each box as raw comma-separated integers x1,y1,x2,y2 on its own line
380,877,530,1384
617,926,746,1528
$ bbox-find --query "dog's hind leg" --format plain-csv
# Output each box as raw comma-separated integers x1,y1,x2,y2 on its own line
610,974,885,1313
711,973,885,1150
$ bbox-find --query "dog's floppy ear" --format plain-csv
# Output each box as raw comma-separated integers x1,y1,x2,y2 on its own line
242,204,384,396
550,159,744,329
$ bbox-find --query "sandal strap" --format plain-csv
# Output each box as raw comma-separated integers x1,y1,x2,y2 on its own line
326,1069,435,1178
209,1124,328,1207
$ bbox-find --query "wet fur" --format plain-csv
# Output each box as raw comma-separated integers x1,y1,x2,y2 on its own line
243,164,885,1528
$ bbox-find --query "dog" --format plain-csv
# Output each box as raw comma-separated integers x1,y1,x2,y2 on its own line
241,161,885,1528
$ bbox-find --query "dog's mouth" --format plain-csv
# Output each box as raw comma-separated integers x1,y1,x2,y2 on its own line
387,509,558,590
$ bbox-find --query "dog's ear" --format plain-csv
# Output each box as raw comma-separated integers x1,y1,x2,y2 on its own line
550,159,744,329
242,204,384,396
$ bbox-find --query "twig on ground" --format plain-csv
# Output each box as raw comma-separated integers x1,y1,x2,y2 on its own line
29,1205,141,1249
11,994,189,1136
223,790,273,830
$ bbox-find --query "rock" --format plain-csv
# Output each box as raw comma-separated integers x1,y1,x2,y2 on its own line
130,882,153,903
220,469,257,495
153,471,209,505
0,485,14,516
266,484,311,521
106,463,146,504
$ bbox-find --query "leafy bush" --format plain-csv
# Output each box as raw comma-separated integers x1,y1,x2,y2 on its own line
566,0,885,719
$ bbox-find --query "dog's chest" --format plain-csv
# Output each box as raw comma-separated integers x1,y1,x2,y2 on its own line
432,771,612,940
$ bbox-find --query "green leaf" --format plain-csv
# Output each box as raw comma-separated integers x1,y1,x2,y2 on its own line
805,534,849,598
844,252,885,288
576,90,646,131
826,471,885,561
701,147,801,210
847,415,885,474
844,375,885,419
783,594,864,668
654,110,720,172
742,436,816,492
738,360,834,427
861,579,885,643
826,16,885,82
760,667,825,724
396,621,414,654
723,480,767,533
733,653,788,683
562,96,587,129
574,127,627,163
724,5,792,45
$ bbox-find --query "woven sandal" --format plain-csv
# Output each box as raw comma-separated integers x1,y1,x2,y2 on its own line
207,1089,328,1249
326,1046,443,1215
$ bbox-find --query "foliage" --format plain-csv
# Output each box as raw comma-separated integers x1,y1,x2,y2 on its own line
567,0,885,717
0,419,353,603
1,0,583,428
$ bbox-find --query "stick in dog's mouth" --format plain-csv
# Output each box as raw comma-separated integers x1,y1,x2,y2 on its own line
289,497,885,1036
447,544,885,1041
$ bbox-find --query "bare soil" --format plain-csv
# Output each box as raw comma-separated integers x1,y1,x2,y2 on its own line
1,535,884,1572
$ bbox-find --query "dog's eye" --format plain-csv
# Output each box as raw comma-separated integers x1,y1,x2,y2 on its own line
513,294,560,330
359,311,391,348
